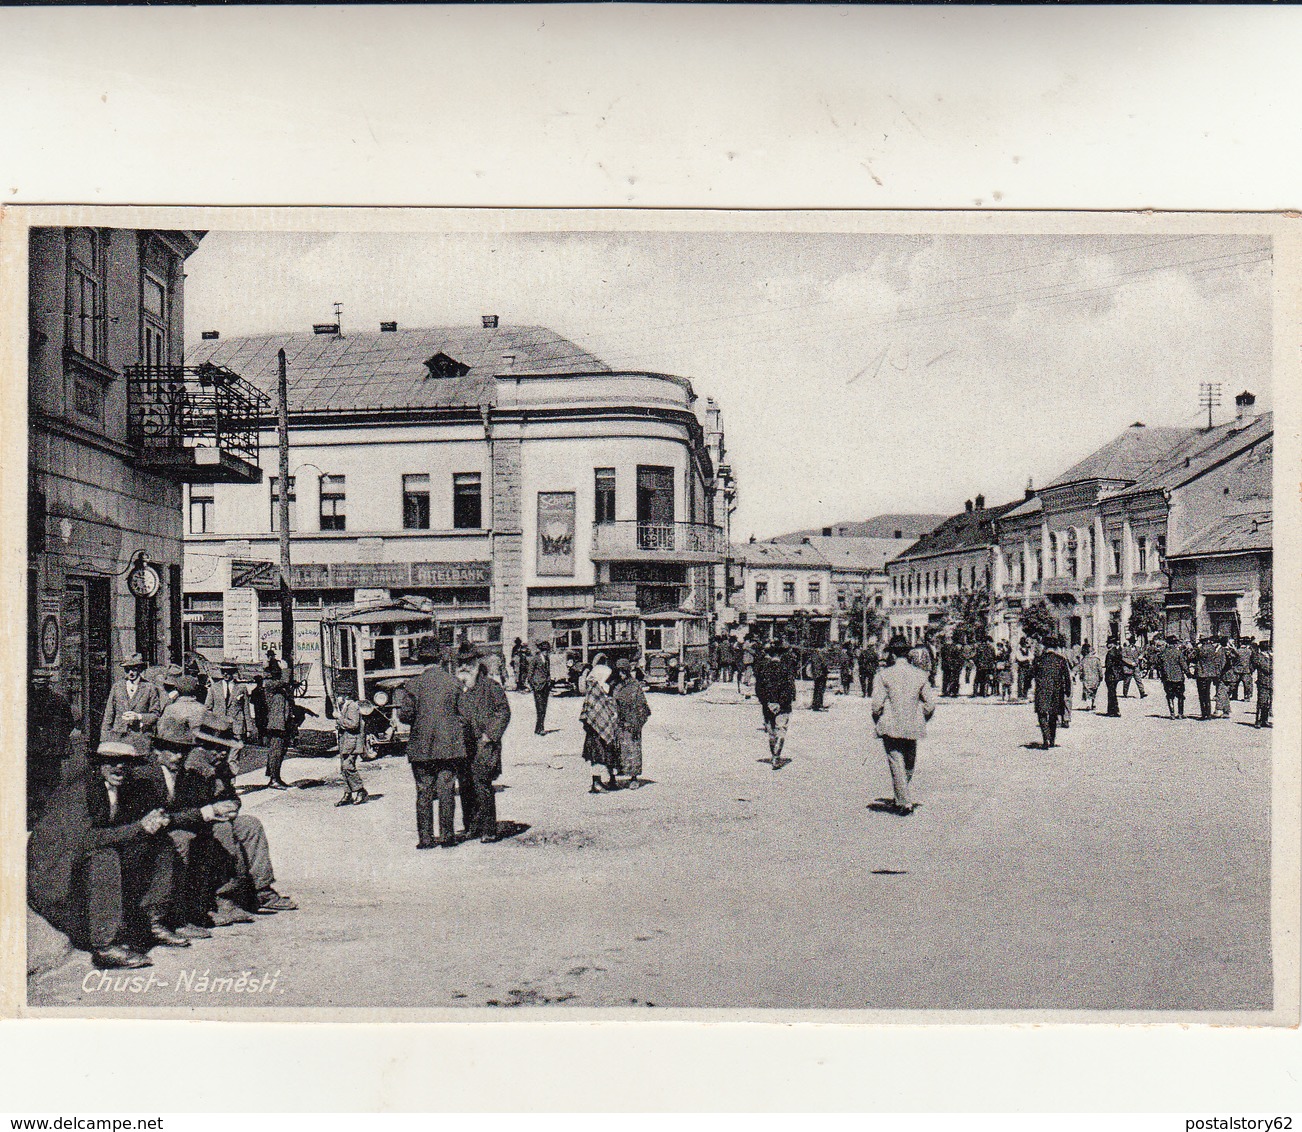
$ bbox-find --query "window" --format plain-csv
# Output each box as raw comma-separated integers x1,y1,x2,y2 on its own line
783,580,796,604
808,581,822,604
141,270,169,368
66,228,105,361
403,474,431,529
1111,539,1123,575
755,580,768,604
1067,531,1079,578
319,475,346,531
453,473,482,529
595,468,616,525
269,476,297,532
1137,535,1149,574
1156,533,1167,570
190,484,214,534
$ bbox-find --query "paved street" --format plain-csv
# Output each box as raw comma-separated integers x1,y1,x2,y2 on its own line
30,682,1272,1012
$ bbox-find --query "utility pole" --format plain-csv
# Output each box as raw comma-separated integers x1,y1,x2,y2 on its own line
277,348,295,681
1199,382,1222,432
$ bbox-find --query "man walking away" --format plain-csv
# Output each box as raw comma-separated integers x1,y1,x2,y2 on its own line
398,643,472,849
838,645,855,696
455,646,512,842
1078,643,1102,711
1253,640,1272,728
859,641,879,698
528,641,552,735
809,646,829,711
1194,636,1225,720
871,635,937,816
1120,637,1147,699
1158,635,1190,719
1031,636,1072,749
1103,639,1124,717
755,639,796,767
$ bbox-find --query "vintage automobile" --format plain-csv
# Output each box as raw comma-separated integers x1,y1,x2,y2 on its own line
641,611,712,693
546,610,642,693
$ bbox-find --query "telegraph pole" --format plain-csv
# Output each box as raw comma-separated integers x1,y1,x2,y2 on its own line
1199,382,1222,432
277,348,294,680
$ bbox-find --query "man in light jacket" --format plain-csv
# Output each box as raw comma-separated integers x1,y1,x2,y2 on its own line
871,635,938,816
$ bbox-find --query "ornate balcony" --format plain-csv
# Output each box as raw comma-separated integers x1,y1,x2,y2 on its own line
126,363,268,483
590,520,726,564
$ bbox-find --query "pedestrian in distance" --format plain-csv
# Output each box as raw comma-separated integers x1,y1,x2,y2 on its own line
858,640,879,698
1215,636,1236,719
333,692,372,806
940,637,963,699
1158,635,1190,719
611,657,652,788
454,645,512,842
397,642,473,849
261,660,296,790
871,635,937,816
1031,635,1072,749
838,644,855,696
754,638,796,767
1120,636,1147,699
1103,638,1124,717
809,646,829,711
510,638,527,693
204,659,250,740
528,641,552,735
1057,639,1077,729
580,663,621,793
1078,642,1102,711
1253,639,1272,728
1015,635,1035,701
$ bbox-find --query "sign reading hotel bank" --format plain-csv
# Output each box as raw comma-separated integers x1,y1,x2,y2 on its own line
537,492,576,576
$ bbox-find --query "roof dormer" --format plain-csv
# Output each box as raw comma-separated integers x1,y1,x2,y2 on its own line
425,352,470,379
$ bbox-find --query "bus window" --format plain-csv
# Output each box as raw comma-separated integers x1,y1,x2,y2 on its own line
373,636,395,671
645,626,663,651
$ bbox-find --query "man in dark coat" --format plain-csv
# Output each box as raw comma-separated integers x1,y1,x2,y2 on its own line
28,673,75,827
1031,635,1072,748
809,646,829,711
398,645,472,848
973,636,997,698
100,654,164,753
940,638,963,698
1103,639,1125,717
1158,635,1191,719
527,641,552,735
754,639,797,766
1194,636,1226,720
454,647,512,843
28,740,184,969
262,660,295,789
1253,640,1272,728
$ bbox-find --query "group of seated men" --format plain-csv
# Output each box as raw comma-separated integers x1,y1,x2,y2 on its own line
29,656,296,971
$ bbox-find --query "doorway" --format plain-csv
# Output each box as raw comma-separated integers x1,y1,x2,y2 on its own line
64,576,111,734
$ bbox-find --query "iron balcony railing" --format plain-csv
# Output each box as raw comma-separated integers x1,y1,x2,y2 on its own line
591,520,726,562
125,363,269,467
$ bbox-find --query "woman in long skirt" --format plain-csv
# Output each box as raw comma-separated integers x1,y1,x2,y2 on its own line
1078,642,1103,711
611,658,652,788
580,665,621,792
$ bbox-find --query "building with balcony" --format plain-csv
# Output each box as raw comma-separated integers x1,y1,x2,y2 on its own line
180,322,727,689
28,226,263,736
885,495,1020,644
728,539,837,646
993,399,1272,648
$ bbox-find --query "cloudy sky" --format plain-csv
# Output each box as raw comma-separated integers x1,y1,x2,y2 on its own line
184,229,1272,539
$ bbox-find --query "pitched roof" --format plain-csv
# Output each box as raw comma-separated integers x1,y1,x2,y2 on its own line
1111,412,1273,500
1168,511,1272,559
731,541,830,568
790,536,916,571
889,500,1022,563
771,513,946,541
1047,424,1197,488
184,325,610,414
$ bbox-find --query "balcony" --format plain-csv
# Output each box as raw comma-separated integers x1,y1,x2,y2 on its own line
590,520,726,564
126,363,268,483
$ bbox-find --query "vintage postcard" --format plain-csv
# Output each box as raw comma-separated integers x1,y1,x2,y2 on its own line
3,205,1296,1023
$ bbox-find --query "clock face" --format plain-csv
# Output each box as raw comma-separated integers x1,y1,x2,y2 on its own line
128,564,161,598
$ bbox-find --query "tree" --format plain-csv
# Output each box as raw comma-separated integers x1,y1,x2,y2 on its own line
1019,599,1057,642
943,586,991,639
1128,593,1164,643
846,593,885,644
1257,584,1272,632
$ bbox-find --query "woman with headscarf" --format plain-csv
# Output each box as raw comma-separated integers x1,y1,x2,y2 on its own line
611,657,652,788
580,661,621,793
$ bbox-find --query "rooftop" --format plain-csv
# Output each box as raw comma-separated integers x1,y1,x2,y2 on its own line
1047,424,1198,489
184,325,611,414
792,536,917,571
1110,412,1273,500
1168,510,1272,559
890,499,1023,563
772,513,946,542
732,541,831,568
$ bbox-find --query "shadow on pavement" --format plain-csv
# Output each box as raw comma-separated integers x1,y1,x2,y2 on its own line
494,820,531,841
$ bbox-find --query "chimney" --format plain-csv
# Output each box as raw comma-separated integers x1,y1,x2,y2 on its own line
313,323,339,336
1025,477,1034,501
380,321,397,333
975,494,986,511
1235,390,1257,420
965,499,973,513
894,530,902,539
501,353,517,370
821,527,832,537
482,315,499,329
201,330,220,340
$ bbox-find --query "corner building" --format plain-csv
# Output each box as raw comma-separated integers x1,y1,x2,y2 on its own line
181,325,727,692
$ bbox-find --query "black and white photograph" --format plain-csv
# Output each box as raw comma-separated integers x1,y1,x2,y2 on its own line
15,212,1294,1020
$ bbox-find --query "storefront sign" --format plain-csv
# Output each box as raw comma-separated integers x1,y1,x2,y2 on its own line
330,562,411,588
231,558,279,588
250,561,492,590
40,595,62,666
411,561,492,586
537,492,576,577
223,587,259,662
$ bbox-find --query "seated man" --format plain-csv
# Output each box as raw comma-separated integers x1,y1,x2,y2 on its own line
187,712,298,919
139,716,241,938
28,740,188,971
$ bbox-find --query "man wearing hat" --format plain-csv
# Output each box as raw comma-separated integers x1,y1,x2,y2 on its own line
398,641,472,848
454,645,512,842
333,690,373,807
159,673,208,732
754,638,796,767
100,654,164,752
262,659,296,789
204,659,250,741
1030,634,1072,749
527,640,553,735
1158,634,1191,719
188,712,298,915
1252,639,1273,729
29,739,185,969
871,636,937,815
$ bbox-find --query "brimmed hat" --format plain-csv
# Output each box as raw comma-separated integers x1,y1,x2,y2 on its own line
886,634,911,657
196,711,243,750
172,675,200,697
153,715,198,750
615,657,631,673
453,644,482,667
120,654,147,670
218,657,240,671
160,664,184,688
95,739,147,762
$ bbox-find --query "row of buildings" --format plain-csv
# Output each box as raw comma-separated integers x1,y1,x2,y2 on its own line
885,400,1273,649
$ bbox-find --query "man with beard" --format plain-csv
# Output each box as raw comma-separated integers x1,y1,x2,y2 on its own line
454,646,512,843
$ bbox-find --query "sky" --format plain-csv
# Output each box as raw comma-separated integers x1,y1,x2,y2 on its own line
183,229,1273,540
